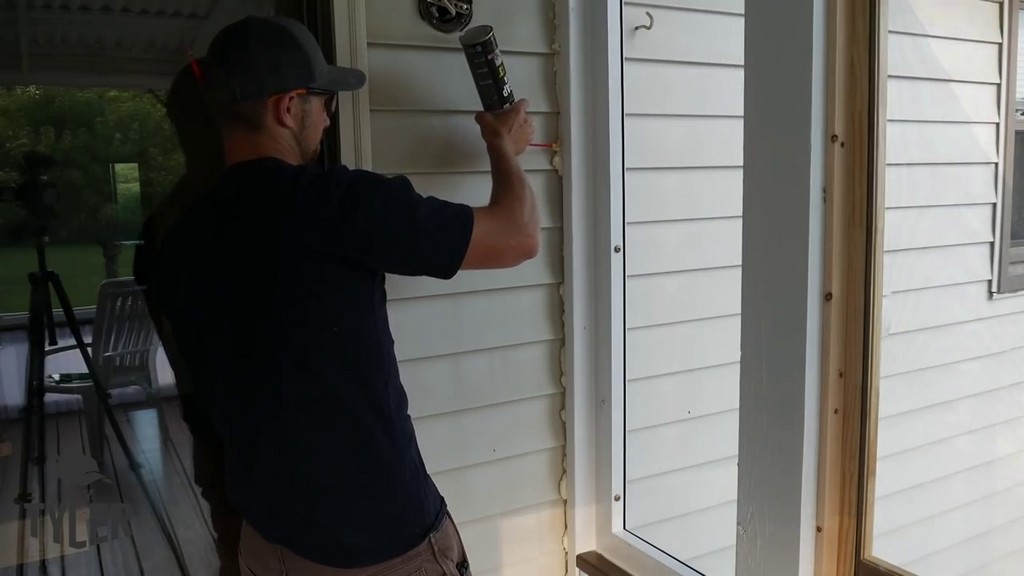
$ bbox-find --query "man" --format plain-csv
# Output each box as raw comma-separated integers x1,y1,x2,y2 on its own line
149,15,539,576
134,58,241,576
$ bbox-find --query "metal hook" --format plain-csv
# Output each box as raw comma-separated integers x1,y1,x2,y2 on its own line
635,11,654,31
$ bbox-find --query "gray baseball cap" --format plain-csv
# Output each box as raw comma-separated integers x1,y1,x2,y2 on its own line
202,15,366,103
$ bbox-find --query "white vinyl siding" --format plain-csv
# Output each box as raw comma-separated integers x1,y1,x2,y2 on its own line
874,0,1024,572
621,1,743,574
364,2,567,575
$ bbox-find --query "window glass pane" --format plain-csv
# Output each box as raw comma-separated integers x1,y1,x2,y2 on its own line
1012,132,1024,250
0,3,323,576
867,4,1024,574
620,2,744,574
1017,9,1024,119
0,87,184,315
1012,10,1024,272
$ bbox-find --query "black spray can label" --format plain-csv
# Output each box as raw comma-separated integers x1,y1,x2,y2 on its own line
459,25,515,112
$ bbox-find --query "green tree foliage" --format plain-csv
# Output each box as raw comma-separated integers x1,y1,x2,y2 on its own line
0,85,183,247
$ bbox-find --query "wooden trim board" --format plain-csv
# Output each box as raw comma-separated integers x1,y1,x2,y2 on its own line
577,551,635,576
857,0,888,565
816,0,924,574
860,558,915,576
814,0,881,574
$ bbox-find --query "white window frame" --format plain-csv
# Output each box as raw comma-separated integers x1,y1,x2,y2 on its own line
997,0,1024,294
559,2,693,572
333,0,372,171
561,1,827,575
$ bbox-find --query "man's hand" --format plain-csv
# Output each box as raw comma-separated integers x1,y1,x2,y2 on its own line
475,99,534,157
461,99,540,270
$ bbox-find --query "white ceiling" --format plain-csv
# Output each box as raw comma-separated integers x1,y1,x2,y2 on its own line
0,0,275,90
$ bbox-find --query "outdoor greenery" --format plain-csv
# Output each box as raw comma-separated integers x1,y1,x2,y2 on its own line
0,245,136,314
0,86,183,315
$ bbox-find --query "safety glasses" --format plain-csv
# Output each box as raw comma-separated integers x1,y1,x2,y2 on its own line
296,88,337,115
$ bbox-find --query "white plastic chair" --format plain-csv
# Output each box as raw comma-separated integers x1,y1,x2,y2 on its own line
41,277,163,463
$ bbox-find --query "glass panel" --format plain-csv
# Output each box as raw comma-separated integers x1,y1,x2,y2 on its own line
0,2,318,575
866,4,1024,575
1012,131,1024,254
1012,11,1024,270
620,2,744,574
0,87,180,314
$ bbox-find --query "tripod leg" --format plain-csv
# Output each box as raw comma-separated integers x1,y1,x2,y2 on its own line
43,291,58,348
16,272,47,505
33,321,48,576
33,298,47,471
16,272,50,576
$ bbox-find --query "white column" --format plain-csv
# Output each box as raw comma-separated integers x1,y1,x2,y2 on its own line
737,0,827,574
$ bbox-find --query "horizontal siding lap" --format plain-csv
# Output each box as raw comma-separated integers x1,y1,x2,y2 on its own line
432,447,563,523
906,516,1024,576
416,393,564,475
879,311,1024,377
389,284,562,361
622,5,743,64
386,228,563,300
888,33,1001,83
474,553,568,576
883,281,1024,334
888,0,1002,43
624,60,743,116
876,382,1024,458
882,243,992,293
874,450,1024,536
624,0,744,15
887,77,999,122
878,347,1024,418
626,409,738,480
885,163,996,207
366,0,555,53
873,485,1024,567
626,315,740,380
624,116,743,168
886,121,997,164
626,362,740,431
627,500,736,562
368,46,557,113
625,456,736,528
457,500,567,575
883,204,994,251
625,218,742,276
626,267,741,328
972,548,1024,576
684,546,735,576
402,340,562,419
625,167,743,222
874,417,1024,497
404,170,562,228
371,111,558,174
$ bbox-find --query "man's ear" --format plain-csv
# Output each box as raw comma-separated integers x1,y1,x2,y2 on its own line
270,92,302,129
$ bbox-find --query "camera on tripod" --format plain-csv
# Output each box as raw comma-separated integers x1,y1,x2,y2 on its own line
0,150,60,234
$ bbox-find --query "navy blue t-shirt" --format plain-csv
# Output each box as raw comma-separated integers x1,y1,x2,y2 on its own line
150,157,474,568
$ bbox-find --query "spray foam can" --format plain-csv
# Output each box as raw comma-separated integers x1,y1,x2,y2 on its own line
459,25,515,112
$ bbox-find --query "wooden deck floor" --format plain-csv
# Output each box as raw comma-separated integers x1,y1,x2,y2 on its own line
0,398,220,576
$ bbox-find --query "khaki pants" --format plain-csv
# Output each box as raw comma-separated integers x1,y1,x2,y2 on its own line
238,512,472,576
